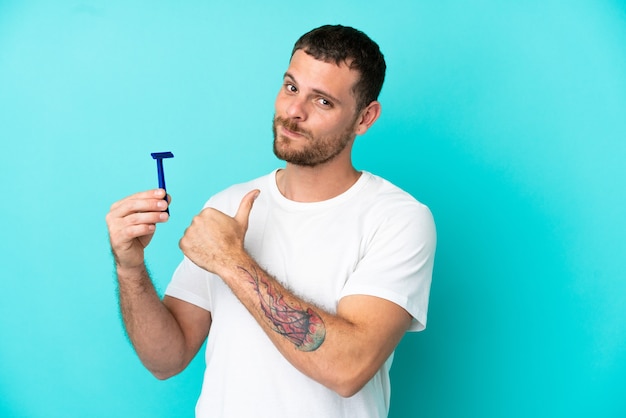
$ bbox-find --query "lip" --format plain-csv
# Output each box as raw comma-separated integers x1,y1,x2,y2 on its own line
279,125,307,140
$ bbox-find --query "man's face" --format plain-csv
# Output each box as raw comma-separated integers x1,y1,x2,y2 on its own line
273,50,361,167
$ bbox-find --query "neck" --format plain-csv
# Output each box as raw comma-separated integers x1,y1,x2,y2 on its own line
276,159,361,202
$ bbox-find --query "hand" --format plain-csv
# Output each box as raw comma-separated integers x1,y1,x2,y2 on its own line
179,189,259,275
106,189,170,270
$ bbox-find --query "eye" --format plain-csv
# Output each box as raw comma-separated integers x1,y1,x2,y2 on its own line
285,83,298,93
317,97,333,108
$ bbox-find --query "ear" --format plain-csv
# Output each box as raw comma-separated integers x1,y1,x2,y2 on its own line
354,101,382,136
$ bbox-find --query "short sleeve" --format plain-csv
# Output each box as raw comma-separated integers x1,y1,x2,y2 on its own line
340,202,436,331
165,256,213,312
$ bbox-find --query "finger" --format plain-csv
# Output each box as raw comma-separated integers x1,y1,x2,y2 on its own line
234,189,260,229
109,193,169,219
123,211,170,228
109,189,167,212
116,222,157,243
110,211,169,241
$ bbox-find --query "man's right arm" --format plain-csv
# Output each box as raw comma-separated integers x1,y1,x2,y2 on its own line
106,189,211,379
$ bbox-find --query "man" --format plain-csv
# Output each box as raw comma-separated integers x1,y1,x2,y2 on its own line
106,25,436,418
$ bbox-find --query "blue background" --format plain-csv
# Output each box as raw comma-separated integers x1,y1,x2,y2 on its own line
1,1,625,417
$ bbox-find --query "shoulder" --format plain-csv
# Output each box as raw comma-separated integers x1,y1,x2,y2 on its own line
360,172,435,225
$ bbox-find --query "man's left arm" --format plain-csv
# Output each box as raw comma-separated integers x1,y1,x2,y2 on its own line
179,189,415,397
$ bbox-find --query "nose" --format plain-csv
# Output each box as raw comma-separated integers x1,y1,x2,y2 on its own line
284,95,307,121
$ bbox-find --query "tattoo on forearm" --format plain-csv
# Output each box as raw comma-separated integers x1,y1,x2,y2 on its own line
238,266,326,352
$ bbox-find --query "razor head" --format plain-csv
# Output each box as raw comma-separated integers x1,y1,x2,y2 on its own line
151,152,174,159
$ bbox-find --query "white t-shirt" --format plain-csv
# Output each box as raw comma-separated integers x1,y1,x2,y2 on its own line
165,169,436,418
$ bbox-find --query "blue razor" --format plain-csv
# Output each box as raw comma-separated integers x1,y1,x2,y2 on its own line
151,152,174,213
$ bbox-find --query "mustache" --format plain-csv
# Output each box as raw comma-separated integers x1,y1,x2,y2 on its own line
275,116,311,139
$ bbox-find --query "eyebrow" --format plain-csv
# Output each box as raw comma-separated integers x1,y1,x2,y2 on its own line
284,72,343,106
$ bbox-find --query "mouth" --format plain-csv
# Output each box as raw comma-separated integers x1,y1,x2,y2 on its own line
275,117,309,140
280,125,306,139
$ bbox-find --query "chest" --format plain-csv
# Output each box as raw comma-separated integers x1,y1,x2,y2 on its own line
245,206,371,312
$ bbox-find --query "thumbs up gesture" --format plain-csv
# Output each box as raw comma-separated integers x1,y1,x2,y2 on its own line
179,189,260,275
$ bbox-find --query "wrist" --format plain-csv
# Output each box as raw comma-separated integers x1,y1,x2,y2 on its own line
115,263,148,278
213,250,252,279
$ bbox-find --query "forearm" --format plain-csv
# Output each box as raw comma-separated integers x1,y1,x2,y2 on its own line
217,256,393,397
116,264,188,379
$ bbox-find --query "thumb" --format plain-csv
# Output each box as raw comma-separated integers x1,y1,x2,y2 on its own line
234,189,260,229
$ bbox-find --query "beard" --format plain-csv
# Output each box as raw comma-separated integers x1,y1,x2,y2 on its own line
272,115,356,167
